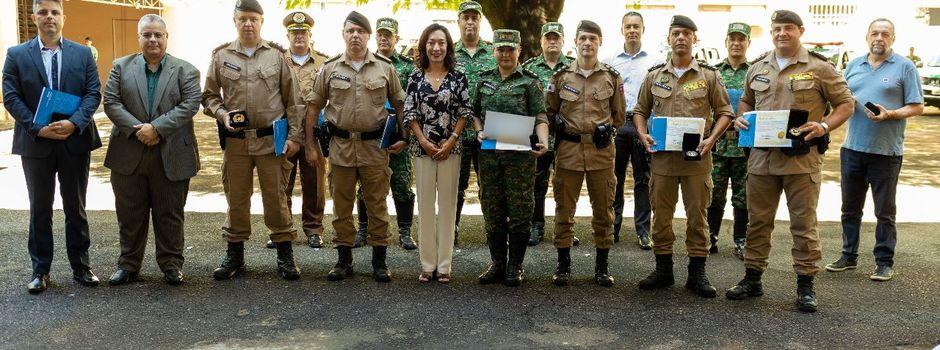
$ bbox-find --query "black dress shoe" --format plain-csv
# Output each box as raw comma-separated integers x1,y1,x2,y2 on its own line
308,234,323,248
164,269,184,285
108,268,139,286
27,274,49,294
73,269,100,287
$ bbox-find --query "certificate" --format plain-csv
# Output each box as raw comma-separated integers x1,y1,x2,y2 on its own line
649,117,706,152
737,110,793,148
480,111,535,151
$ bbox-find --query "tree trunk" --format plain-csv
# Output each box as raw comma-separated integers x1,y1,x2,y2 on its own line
478,0,565,61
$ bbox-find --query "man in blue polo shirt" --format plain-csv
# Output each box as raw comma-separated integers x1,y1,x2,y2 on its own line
825,18,923,281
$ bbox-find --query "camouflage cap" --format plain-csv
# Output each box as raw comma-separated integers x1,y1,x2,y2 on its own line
283,11,314,31
493,29,521,49
376,17,398,34
771,10,803,27
727,22,750,38
458,0,483,15
234,0,263,15
541,22,564,37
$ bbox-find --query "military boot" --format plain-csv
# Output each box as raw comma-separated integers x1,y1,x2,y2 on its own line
796,275,818,313
327,246,354,281
707,206,724,254
552,247,571,286
594,248,614,287
478,261,506,284
396,199,417,250
213,241,245,280
505,237,527,287
725,268,764,300
732,208,749,260
274,241,300,280
685,257,716,298
527,222,545,246
371,246,392,283
638,254,675,289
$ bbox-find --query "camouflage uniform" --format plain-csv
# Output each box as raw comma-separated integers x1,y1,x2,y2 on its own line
473,61,548,276
356,51,416,244
708,37,751,251
454,39,497,236
521,52,573,240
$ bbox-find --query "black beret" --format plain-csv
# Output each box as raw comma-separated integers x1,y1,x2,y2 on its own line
576,20,602,37
771,10,803,27
345,11,371,34
670,15,697,31
234,0,263,15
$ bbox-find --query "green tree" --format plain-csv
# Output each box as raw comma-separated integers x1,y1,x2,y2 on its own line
283,0,564,61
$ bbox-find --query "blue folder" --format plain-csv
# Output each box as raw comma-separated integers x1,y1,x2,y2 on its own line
273,118,288,156
727,88,743,116
480,139,497,150
649,117,669,152
33,87,80,126
379,114,398,149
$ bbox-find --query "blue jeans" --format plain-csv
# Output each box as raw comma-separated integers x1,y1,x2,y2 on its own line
840,147,902,267
612,122,651,237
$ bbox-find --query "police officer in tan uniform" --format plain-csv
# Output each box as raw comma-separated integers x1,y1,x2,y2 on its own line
202,0,304,281
304,11,407,283
262,11,331,250
726,10,855,312
546,20,626,287
633,15,734,298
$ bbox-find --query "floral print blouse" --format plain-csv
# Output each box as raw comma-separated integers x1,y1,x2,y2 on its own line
402,69,473,157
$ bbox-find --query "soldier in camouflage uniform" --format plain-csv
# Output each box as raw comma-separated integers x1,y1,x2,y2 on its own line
454,1,497,243
708,22,751,260
521,22,580,247
473,30,550,287
354,17,418,250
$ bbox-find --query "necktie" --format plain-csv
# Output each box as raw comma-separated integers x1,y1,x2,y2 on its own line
50,51,59,90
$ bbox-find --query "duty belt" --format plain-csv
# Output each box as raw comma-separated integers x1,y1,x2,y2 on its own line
557,129,595,144
223,125,275,139
333,126,383,141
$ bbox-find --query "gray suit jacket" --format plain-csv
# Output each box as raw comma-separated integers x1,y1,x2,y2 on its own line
103,53,201,181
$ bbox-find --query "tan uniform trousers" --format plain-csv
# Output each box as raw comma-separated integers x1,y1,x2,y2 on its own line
650,172,712,257
553,167,615,249
221,138,297,243
286,147,327,237
330,164,391,247
745,172,822,276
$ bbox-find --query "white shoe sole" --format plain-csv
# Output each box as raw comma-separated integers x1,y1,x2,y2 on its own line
870,274,893,281
825,264,857,272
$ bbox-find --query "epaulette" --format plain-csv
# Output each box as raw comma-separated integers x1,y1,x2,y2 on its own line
648,62,666,72
522,56,539,67
750,51,771,65
698,60,717,70
313,50,330,59
808,50,829,62
212,42,231,55
268,41,287,53
324,54,343,64
374,52,392,63
521,68,540,80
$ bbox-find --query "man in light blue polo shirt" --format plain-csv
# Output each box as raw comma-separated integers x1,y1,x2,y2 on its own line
825,18,923,282
604,11,663,248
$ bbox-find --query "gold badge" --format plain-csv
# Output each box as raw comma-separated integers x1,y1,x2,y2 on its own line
232,112,246,123
777,131,785,139
293,13,305,24
788,72,814,81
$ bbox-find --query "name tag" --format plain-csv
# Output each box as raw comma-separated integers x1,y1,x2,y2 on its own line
482,81,497,90
788,72,814,81
754,76,771,83
331,73,351,82
223,62,241,71
562,85,580,94
654,82,672,91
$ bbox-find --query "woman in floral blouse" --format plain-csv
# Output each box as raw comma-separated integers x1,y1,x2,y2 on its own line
402,23,472,283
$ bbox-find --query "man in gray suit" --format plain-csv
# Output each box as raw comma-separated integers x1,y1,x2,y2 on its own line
103,14,201,285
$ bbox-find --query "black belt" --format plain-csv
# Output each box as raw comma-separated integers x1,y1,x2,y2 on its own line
333,127,383,141
557,129,592,144
223,125,275,139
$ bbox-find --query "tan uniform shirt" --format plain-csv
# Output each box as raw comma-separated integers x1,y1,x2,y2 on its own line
741,48,855,175
634,59,734,176
545,60,626,172
202,40,304,154
307,50,406,168
284,47,329,100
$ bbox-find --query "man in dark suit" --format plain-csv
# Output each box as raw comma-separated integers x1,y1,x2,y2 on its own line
103,14,201,286
2,0,102,294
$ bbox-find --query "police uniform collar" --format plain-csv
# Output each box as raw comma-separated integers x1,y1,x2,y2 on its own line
341,50,380,66
232,40,270,52
771,47,810,65
564,59,602,74
664,57,701,74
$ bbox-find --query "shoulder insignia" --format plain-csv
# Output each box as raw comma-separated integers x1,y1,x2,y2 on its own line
212,42,231,55
268,41,287,53
750,51,771,65
648,62,666,72
324,54,343,64
374,52,392,63
698,60,717,71
602,63,621,78
522,56,538,67
313,50,330,59
521,69,540,80
808,50,831,63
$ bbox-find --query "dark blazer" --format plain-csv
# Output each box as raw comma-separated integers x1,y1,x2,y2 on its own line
2,37,102,157
103,53,201,181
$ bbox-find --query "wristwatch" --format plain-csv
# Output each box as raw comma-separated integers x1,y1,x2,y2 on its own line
819,121,830,134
